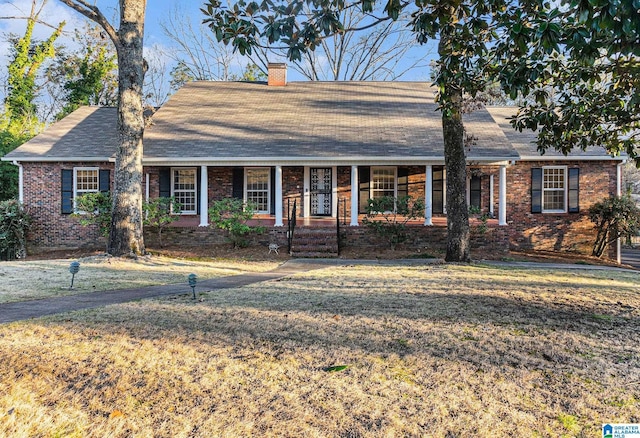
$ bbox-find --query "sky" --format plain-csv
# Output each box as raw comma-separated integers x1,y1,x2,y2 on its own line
0,0,435,103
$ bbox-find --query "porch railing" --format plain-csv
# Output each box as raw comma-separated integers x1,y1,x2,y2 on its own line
287,199,297,255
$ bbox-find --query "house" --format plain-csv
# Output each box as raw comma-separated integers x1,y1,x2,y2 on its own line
2,64,626,260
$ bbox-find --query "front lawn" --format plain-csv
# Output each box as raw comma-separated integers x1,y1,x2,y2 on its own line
0,263,638,436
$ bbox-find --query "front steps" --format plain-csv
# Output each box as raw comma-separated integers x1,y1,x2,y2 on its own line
290,227,339,258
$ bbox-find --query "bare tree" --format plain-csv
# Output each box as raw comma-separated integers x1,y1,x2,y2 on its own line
57,0,147,256
143,44,172,107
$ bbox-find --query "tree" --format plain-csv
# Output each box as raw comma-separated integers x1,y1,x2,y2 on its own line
202,0,503,262
493,0,640,165
589,196,640,258
0,0,64,200
57,0,147,257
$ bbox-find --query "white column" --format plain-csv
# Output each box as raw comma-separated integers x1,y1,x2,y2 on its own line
303,166,310,217
275,165,284,226
350,165,359,226
498,165,507,226
145,173,150,202
489,174,495,218
617,162,623,263
332,166,338,218
199,165,209,227
424,165,433,226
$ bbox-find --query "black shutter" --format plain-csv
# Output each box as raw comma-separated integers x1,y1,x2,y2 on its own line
61,169,73,214
99,169,110,193
159,168,171,198
270,167,276,215
432,167,443,214
470,175,481,209
531,168,542,213
358,166,370,213
232,168,244,199
196,167,202,215
397,167,409,199
568,168,579,213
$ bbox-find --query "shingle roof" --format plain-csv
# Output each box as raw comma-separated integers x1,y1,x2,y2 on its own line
3,106,117,161
3,81,617,164
486,107,616,160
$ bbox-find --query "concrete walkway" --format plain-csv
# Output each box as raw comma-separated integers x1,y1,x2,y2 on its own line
0,257,636,325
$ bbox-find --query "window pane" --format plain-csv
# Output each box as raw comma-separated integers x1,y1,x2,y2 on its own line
76,169,99,192
173,169,197,213
371,168,395,199
542,168,566,211
246,168,270,212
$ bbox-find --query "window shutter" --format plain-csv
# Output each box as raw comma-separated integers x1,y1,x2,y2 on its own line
196,167,202,215
270,167,276,215
99,169,110,193
568,168,579,213
61,169,73,214
159,168,171,198
432,167,444,214
397,167,409,199
232,168,244,199
470,175,481,209
531,168,542,213
358,166,370,214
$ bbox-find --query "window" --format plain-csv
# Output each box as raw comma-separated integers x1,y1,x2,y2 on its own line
246,168,270,213
172,168,197,214
542,167,566,212
432,167,444,214
371,167,396,199
73,167,99,212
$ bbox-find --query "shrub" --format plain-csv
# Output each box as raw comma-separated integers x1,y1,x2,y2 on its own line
143,197,181,248
208,198,265,248
363,195,425,250
589,195,640,258
0,199,31,260
72,192,112,251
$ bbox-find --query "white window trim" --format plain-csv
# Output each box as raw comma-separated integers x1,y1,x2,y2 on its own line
370,166,398,200
244,167,271,214
542,166,568,214
171,167,198,215
73,167,100,212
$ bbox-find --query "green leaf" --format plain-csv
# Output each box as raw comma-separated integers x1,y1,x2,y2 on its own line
324,365,349,372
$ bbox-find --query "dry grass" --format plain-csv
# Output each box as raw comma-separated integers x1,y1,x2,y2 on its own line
0,262,639,437
0,255,278,303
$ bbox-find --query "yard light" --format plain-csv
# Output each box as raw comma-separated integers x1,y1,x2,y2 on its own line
188,273,198,300
69,261,80,289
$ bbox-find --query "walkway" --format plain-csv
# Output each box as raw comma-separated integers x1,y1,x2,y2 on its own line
622,247,640,269
0,260,331,324
0,257,635,325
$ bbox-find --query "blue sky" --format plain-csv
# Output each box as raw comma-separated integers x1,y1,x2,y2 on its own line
0,0,434,88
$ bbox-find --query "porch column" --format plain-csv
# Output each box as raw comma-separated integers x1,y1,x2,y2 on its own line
350,165,359,226
498,165,507,226
332,166,338,218
424,165,433,226
13,161,23,204
275,165,284,226
303,167,310,217
489,174,495,218
199,165,209,227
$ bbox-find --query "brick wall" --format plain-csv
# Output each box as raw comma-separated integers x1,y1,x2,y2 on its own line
506,160,618,258
22,162,113,252
23,162,619,260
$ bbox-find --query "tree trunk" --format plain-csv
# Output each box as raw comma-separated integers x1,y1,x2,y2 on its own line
443,85,470,262
108,1,147,256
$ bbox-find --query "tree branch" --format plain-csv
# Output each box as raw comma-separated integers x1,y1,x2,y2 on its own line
56,0,118,45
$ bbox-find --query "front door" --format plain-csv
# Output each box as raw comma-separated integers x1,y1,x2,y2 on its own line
310,168,332,216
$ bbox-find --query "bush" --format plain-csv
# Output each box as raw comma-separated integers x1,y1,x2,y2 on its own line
589,195,640,258
0,199,31,260
208,198,265,248
363,195,425,250
72,192,112,251
143,197,181,248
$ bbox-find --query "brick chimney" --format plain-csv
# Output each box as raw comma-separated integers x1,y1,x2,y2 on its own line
267,63,287,86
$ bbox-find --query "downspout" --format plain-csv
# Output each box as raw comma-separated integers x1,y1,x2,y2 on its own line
12,161,23,204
